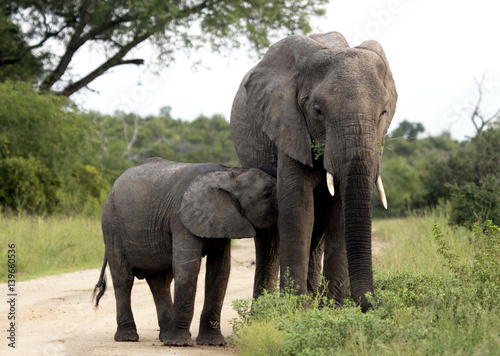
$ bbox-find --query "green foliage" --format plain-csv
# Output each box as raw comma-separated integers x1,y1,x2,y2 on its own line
311,140,325,160
0,9,43,82
92,108,240,183
447,175,500,228
7,0,327,95
57,164,110,217
0,81,240,215
379,122,460,216
232,215,500,355
235,321,287,356
0,156,60,213
0,81,98,172
423,124,500,207
388,120,425,142
0,81,103,214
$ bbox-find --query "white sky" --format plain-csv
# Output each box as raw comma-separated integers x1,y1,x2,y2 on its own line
72,0,500,140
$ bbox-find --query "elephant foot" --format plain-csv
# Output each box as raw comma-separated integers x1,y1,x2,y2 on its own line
114,326,139,342
162,329,193,346
196,328,227,346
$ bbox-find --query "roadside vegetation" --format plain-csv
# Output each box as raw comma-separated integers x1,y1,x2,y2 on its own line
0,214,103,282
231,211,500,355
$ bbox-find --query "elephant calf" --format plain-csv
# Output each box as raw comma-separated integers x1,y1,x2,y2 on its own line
93,157,277,346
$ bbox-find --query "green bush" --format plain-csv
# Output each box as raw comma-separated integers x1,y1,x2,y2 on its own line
57,164,109,216
231,220,500,355
448,175,500,228
0,156,59,213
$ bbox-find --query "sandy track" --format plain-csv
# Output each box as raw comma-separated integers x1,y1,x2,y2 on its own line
1,239,257,356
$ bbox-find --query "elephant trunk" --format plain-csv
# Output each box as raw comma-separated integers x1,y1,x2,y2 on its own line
343,164,374,312
324,118,378,311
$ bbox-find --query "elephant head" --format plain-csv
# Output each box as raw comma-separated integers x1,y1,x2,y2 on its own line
179,168,277,238
243,32,397,309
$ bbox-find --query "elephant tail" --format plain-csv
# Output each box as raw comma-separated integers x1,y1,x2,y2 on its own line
92,255,108,308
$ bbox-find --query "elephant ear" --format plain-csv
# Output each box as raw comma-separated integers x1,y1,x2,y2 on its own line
244,35,325,167
355,40,398,121
179,171,256,239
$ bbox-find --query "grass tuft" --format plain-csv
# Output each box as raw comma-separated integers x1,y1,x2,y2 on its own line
0,213,103,282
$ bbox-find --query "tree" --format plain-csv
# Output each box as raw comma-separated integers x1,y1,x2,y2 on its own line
0,80,106,213
379,121,461,215
389,120,425,142
8,0,327,96
466,75,500,135
0,6,43,81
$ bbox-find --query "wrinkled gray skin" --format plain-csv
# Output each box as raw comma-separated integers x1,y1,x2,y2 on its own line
230,32,397,311
94,158,277,346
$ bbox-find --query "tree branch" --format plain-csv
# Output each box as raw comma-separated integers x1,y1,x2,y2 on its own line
57,33,149,97
29,25,69,50
469,75,500,135
81,15,132,42
117,59,145,65
122,116,140,158
39,0,92,92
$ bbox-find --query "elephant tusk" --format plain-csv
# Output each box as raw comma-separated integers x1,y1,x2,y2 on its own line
376,176,388,209
326,172,335,196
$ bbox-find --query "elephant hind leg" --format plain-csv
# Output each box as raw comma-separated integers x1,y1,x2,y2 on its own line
308,181,329,294
196,239,231,346
146,271,173,341
111,271,139,341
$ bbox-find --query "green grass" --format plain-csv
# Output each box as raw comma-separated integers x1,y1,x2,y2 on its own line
231,211,500,355
0,213,104,282
372,209,474,277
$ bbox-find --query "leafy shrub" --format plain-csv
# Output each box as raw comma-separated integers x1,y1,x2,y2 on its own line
231,221,500,355
0,156,59,213
448,175,500,228
434,222,500,307
56,165,109,216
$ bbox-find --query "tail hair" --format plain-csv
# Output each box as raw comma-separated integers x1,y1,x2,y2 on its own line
92,256,108,308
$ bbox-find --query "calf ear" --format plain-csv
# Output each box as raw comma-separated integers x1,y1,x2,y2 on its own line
179,171,256,238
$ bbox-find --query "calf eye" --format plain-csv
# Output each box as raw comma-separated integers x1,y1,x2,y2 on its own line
313,104,323,116
262,191,272,198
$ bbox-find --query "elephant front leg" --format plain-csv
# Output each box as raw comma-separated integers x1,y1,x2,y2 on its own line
278,153,317,295
196,239,231,346
253,225,279,298
163,226,201,346
307,184,330,294
146,271,173,341
323,196,348,304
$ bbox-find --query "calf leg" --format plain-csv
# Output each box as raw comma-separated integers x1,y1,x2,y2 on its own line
196,239,231,346
110,269,138,341
146,271,173,341
163,226,202,346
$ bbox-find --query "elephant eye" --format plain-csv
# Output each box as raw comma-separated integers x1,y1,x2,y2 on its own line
380,110,387,116
263,190,272,198
313,104,323,116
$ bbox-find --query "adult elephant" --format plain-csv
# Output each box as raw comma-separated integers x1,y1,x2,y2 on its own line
230,31,397,311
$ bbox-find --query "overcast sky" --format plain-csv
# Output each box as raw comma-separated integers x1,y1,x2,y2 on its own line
72,0,500,140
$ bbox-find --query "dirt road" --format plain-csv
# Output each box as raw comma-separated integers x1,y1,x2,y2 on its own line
1,239,257,356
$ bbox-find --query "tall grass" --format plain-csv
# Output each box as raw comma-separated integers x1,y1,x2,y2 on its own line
0,213,103,282
231,211,500,355
373,209,473,277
